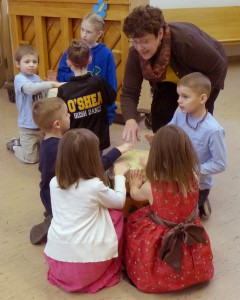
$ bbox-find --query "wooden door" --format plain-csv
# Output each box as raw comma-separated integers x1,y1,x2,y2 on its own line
0,1,6,87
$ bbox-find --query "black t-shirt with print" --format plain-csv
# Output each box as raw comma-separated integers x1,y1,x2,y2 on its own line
58,73,116,150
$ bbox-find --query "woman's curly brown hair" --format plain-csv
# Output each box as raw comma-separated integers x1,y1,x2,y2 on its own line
123,5,166,38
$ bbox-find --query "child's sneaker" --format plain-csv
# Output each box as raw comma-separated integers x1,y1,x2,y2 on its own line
199,198,212,218
43,210,51,218
6,138,20,152
30,215,52,245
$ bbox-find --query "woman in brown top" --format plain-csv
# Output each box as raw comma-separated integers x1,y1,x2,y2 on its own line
121,5,227,143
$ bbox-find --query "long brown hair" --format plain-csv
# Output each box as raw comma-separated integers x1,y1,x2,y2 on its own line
146,125,199,196
55,128,108,189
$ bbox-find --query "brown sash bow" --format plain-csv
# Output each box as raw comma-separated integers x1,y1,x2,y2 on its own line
148,209,207,273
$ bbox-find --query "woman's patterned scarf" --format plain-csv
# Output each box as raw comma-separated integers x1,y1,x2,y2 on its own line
139,24,171,82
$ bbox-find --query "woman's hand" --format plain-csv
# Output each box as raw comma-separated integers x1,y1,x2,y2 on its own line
122,119,140,144
145,133,154,145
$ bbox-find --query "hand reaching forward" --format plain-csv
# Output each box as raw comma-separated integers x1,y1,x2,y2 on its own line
122,119,140,144
114,161,130,176
51,81,66,88
117,142,134,154
129,169,144,189
144,133,154,145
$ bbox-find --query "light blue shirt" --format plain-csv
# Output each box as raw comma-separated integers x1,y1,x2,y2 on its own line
14,73,50,128
169,108,227,189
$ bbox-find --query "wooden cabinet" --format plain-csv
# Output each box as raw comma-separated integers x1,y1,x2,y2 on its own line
8,0,131,112
8,0,151,114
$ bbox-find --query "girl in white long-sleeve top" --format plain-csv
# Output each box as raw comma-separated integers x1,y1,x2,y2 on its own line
44,128,130,293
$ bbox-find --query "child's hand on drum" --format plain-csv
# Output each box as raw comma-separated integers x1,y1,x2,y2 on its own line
129,169,144,189
117,142,134,154
114,161,130,176
145,133,154,145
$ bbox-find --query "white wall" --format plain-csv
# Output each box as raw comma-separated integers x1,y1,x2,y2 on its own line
150,0,240,9
149,0,240,57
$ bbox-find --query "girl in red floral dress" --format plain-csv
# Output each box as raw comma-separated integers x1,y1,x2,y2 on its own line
124,125,214,293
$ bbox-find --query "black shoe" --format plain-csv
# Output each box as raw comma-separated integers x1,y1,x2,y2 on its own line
144,113,152,130
43,211,51,218
199,198,212,219
30,215,52,245
6,138,20,152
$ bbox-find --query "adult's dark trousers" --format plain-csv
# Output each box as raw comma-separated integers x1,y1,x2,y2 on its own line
205,88,220,115
151,82,178,133
198,189,210,207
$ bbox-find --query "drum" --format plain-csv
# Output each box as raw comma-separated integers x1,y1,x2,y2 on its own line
108,149,149,217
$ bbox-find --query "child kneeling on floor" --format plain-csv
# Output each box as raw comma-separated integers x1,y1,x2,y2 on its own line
6,44,63,163
124,125,214,293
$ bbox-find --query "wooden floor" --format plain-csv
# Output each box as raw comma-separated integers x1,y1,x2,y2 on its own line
1,60,240,300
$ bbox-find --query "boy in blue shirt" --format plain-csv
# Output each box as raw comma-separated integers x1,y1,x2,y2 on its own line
169,72,227,218
145,72,227,218
6,44,63,163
